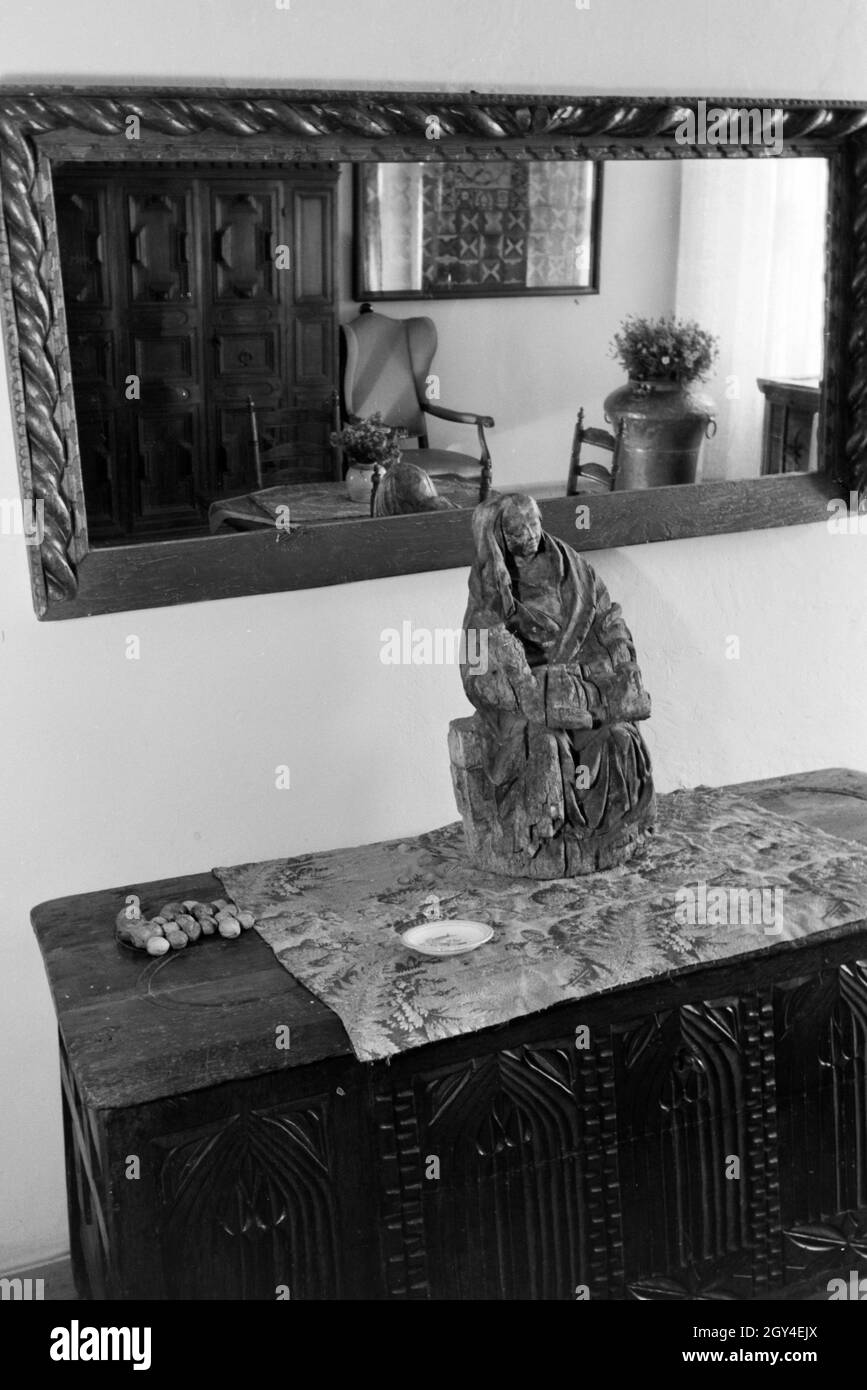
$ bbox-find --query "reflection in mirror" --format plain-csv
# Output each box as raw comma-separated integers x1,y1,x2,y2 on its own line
52,156,828,544
355,161,600,297
674,158,827,483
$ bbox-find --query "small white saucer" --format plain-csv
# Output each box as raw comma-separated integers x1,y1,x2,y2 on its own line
401,920,493,956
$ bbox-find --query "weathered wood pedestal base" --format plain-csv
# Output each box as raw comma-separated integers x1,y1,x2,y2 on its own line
448,714,656,877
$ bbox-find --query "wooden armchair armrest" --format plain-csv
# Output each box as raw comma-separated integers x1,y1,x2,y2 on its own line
422,402,494,503
422,402,495,428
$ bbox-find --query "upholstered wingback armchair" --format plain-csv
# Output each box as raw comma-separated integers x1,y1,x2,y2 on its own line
342,306,494,501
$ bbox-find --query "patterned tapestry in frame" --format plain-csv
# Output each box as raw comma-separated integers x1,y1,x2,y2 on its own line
355,160,601,299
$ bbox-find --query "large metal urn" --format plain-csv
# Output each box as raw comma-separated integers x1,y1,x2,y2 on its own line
604,378,717,489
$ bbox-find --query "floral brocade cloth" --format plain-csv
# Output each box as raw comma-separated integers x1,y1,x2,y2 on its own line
214,788,867,1063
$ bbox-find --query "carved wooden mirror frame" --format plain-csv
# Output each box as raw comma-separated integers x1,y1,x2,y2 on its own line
1,88,865,619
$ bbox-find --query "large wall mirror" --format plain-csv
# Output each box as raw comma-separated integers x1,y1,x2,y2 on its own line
0,90,864,620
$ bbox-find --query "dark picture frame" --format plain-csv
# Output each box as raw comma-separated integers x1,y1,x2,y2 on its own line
354,159,602,299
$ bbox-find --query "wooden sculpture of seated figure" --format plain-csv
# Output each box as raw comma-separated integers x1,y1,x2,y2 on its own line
449,494,656,876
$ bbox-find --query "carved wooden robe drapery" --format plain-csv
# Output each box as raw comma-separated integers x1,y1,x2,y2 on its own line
450,494,656,876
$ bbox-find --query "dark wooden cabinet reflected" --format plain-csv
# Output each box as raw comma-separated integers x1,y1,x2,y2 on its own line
758,376,821,476
55,164,338,542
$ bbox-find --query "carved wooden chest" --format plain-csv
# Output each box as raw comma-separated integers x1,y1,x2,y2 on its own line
32,770,867,1300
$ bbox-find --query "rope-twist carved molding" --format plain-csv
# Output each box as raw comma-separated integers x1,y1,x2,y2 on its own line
848,138,867,494
0,113,77,599
2,92,867,146
0,90,864,611
822,151,848,491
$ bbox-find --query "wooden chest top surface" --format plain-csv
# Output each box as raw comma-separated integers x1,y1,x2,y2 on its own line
31,768,867,1110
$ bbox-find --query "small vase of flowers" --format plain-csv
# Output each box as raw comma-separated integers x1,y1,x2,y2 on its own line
331,413,403,502
605,315,719,489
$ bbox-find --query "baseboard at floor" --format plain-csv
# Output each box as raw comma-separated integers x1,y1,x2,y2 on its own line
2,1253,76,1300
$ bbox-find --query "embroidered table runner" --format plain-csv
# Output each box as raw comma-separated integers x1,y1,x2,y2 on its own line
214,787,867,1063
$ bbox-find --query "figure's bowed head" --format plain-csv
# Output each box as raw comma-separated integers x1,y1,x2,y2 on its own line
500,495,543,562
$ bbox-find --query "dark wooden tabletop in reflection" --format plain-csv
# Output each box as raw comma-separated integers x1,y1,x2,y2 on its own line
208,473,485,533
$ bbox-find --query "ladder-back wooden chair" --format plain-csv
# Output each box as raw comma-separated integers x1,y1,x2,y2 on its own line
567,408,626,494
247,389,342,490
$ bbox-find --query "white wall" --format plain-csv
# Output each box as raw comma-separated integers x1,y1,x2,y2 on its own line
337,162,681,486
1,0,866,1272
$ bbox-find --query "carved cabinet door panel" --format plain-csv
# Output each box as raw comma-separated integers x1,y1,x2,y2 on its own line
613,996,782,1301
54,177,127,540
373,1033,622,1301
124,181,204,534
205,180,286,496
203,174,338,492
773,963,867,1292
291,185,337,388
56,170,205,538
105,1059,377,1302
287,184,340,483
371,993,793,1302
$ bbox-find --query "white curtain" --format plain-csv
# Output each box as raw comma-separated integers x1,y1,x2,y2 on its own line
675,159,827,480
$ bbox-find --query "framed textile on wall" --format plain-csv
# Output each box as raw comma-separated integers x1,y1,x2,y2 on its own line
355,160,601,299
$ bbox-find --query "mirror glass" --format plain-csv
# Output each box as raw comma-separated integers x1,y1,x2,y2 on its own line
52,156,828,545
